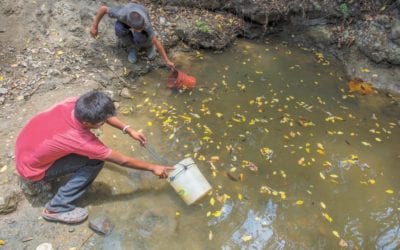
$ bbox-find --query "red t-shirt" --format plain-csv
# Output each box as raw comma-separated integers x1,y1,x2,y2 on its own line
15,97,112,181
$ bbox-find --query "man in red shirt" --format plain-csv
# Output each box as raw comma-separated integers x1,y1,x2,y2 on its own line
15,90,174,224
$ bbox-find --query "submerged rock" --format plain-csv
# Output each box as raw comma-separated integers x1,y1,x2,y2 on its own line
89,216,114,235
135,208,177,238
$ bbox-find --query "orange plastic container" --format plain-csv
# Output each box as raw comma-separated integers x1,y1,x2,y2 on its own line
166,69,196,89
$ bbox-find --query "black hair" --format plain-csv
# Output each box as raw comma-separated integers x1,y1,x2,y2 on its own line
74,90,116,124
128,11,144,30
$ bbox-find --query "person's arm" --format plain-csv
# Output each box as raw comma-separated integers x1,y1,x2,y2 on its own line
106,150,174,178
106,116,146,145
90,5,109,38
151,36,175,69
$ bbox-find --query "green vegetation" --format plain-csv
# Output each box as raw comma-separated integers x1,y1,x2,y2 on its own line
339,3,349,17
196,20,211,33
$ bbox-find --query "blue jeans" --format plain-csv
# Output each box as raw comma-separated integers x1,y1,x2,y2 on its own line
114,21,152,49
44,154,104,213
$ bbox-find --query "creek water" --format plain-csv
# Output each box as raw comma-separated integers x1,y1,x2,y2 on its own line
89,39,400,249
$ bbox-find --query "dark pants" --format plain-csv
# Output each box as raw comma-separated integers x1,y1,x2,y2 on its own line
44,154,104,213
114,21,153,49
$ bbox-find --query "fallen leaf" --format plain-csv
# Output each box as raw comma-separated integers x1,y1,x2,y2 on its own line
385,189,394,194
332,231,340,238
212,210,222,217
226,172,238,181
361,141,372,147
210,156,220,162
0,165,7,173
210,198,215,206
322,212,333,223
296,200,304,205
241,235,252,242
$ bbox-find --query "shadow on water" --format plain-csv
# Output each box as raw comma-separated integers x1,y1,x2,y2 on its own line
86,38,400,249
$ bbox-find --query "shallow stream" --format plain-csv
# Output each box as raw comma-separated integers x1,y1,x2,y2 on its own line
90,39,400,249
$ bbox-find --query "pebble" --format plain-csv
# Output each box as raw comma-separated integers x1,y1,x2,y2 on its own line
0,88,8,95
120,88,131,99
36,243,53,250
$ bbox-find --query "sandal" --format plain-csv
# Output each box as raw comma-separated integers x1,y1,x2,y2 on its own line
42,207,88,224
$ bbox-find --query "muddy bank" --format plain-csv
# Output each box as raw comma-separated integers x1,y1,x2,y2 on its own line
156,0,400,92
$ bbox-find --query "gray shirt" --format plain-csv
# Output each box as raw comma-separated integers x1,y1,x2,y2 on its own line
108,3,155,38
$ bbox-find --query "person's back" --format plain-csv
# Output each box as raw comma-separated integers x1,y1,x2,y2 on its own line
15,97,110,182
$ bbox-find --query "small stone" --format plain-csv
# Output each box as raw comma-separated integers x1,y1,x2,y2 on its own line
89,216,114,235
159,16,166,25
0,88,8,95
120,88,131,99
47,69,61,77
36,242,53,250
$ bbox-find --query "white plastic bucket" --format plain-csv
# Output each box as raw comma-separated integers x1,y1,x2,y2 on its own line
168,158,212,205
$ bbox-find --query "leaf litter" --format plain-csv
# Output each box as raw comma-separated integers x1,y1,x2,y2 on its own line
123,40,399,246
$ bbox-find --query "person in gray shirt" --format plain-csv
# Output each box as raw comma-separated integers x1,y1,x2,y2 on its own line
91,3,175,68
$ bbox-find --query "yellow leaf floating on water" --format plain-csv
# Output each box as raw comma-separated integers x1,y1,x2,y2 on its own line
147,121,153,126
241,235,252,242
212,210,222,217
368,179,376,185
385,189,394,194
361,141,372,147
332,231,340,238
296,200,304,205
298,157,305,166
210,156,220,162
209,230,213,240
175,211,180,216
215,112,223,118
320,202,326,209
255,70,263,74
238,193,243,201
320,172,326,180
322,212,333,223
210,197,215,206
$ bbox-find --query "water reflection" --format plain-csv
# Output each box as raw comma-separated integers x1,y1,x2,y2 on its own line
223,199,279,250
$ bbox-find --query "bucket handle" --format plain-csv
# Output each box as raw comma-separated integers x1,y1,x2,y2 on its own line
168,162,196,182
